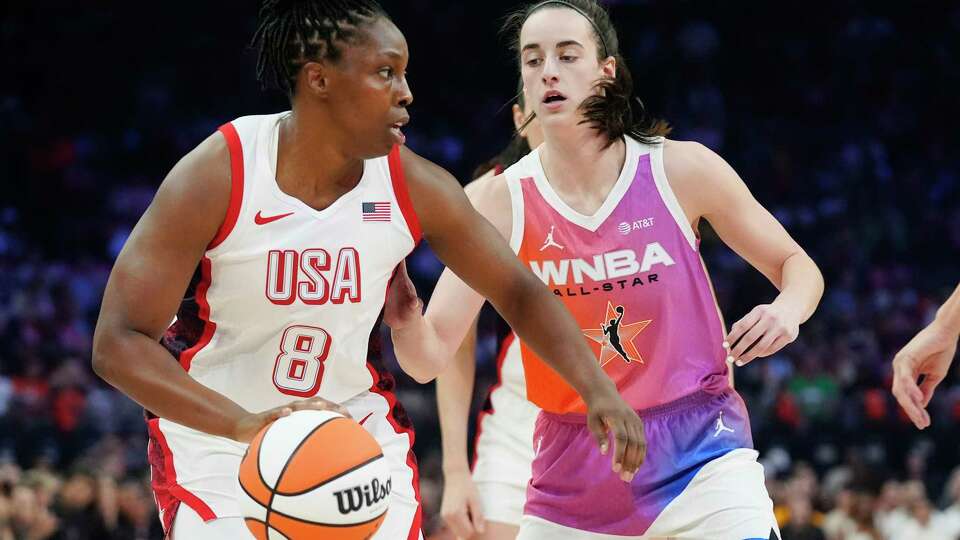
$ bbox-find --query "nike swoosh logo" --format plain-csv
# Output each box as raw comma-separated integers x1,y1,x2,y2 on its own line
254,211,295,225
358,412,374,426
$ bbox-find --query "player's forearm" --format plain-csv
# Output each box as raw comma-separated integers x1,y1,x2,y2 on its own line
437,322,478,473
92,327,249,439
492,274,616,404
770,251,824,324
391,315,453,384
933,283,960,336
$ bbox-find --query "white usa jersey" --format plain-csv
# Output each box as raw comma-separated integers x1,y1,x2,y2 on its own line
161,112,420,413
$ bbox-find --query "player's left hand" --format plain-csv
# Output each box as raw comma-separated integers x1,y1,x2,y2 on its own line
891,320,957,429
726,303,800,367
383,261,423,331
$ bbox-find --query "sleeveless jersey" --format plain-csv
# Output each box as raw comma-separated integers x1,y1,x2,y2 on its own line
503,136,730,415
161,112,420,413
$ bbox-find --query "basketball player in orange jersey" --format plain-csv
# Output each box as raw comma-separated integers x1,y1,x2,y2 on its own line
437,90,544,540
91,1,645,539
387,0,825,538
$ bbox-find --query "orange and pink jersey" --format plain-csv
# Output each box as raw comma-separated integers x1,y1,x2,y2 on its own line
503,136,730,415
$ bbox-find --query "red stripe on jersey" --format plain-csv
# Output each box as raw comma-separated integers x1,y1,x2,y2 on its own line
387,146,422,246
366,363,422,540
471,332,515,470
209,123,245,250
147,418,217,535
178,257,215,371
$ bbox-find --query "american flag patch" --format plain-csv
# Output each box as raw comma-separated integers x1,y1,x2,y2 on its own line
362,202,391,222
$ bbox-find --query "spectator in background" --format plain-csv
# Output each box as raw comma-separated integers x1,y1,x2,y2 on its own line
941,468,960,538
848,491,881,540
52,469,110,539
780,494,826,540
112,478,158,540
822,488,857,540
0,483,12,540
8,484,58,540
895,497,955,540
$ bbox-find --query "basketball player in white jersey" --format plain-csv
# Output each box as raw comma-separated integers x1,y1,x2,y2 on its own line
386,0,824,538
91,2,646,539
438,91,544,540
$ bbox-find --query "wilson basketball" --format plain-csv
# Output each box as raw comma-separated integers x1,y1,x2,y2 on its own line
238,410,392,539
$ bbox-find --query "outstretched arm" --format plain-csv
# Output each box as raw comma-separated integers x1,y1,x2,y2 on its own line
390,147,646,479
437,319,486,537
384,265,486,534
665,140,824,367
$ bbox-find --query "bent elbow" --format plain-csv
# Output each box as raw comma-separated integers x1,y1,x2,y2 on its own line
406,357,448,385
91,328,119,381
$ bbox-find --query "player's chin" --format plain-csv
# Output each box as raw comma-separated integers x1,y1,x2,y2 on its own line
357,136,397,160
377,127,404,154
537,108,573,124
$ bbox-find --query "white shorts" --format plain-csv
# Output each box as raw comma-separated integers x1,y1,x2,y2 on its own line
517,449,780,540
472,336,539,527
149,390,423,540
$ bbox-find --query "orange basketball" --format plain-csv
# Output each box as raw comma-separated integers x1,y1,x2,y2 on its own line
237,410,391,539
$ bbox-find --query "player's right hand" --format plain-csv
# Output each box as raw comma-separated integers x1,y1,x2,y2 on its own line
440,468,486,539
892,320,958,429
585,388,646,483
233,397,352,443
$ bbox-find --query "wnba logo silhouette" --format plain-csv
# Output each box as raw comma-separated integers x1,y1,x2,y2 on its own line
333,477,392,514
603,306,631,363
583,302,652,367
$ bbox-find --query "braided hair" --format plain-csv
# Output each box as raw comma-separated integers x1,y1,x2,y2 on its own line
251,0,389,97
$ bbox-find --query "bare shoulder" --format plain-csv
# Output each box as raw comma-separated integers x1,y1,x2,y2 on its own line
99,131,233,340
661,139,725,183
398,145,460,191
398,146,513,241
160,132,231,211
128,130,234,257
465,172,512,239
661,139,743,219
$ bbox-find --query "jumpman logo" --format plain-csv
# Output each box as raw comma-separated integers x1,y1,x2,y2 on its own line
714,411,735,437
539,225,564,251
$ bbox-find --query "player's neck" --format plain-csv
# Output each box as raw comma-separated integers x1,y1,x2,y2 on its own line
274,111,365,211
539,126,625,214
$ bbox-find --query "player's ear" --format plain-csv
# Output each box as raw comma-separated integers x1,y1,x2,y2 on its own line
301,61,330,98
600,55,616,79
512,104,526,131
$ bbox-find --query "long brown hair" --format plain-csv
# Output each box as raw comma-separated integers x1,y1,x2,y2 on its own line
503,0,671,148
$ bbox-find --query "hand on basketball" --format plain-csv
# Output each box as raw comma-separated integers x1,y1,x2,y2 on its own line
233,397,351,443
383,261,423,331
725,303,800,367
892,320,958,430
586,390,646,482
440,468,486,538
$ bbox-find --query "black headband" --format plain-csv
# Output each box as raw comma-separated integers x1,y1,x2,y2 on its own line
527,0,609,58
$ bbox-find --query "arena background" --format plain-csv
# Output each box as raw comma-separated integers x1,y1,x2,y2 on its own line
1,1,958,538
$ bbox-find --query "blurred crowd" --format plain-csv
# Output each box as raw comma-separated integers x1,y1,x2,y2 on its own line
2,1,958,538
